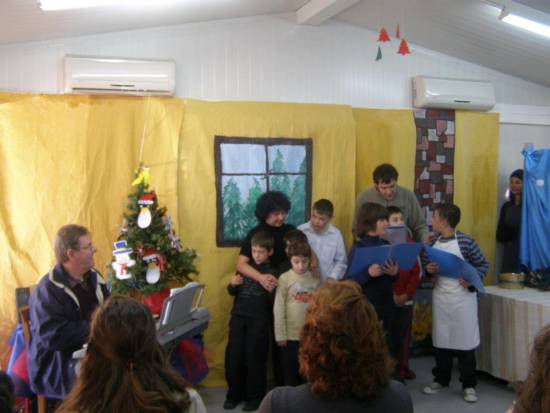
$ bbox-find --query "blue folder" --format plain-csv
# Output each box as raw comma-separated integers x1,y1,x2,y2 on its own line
424,246,485,293
348,242,423,275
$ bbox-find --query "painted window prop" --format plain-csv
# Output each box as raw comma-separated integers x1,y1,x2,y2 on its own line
214,136,313,247
413,109,455,226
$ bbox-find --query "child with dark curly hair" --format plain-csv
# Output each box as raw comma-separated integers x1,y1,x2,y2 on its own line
259,281,413,412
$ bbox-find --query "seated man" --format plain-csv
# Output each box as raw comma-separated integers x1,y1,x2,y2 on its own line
28,224,109,400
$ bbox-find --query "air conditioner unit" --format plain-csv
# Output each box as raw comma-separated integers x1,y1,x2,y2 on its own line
412,76,495,111
63,56,176,96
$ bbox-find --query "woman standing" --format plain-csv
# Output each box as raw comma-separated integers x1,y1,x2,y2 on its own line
497,169,523,274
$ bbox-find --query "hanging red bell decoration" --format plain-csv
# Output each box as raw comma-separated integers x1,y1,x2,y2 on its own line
378,27,391,42
397,39,411,55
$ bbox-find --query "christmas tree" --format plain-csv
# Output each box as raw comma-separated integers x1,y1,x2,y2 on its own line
110,166,198,296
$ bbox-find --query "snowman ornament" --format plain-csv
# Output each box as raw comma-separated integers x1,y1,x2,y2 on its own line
111,240,135,280
143,249,161,284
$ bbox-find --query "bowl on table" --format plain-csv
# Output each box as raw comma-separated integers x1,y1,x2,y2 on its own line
499,273,525,289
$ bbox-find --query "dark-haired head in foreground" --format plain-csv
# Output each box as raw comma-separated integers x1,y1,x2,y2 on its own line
57,295,192,413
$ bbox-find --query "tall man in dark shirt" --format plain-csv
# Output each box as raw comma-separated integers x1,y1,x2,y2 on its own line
28,224,109,400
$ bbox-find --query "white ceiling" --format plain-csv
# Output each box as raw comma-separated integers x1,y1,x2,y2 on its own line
336,0,550,87
0,0,309,44
1,0,549,88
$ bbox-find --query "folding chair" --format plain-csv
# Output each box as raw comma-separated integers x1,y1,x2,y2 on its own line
19,305,47,413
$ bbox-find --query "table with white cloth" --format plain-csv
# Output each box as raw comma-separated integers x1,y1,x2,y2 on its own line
477,286,550,383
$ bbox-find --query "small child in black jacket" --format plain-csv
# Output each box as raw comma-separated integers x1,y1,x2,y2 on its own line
225,231,277,412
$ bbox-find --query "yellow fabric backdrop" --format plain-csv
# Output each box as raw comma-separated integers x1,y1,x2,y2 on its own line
0,94,499,386
353,109,417,194
353,108,499,282
0,94,184,365
178,99,357,385
455,111,499,283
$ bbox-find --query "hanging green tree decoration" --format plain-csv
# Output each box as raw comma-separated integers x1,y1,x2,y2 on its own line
110,166,198,297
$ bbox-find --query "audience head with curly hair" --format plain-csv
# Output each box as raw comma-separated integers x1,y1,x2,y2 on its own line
299,280,394,400
57,295,201,413
258,281,412,413
513,324,550,413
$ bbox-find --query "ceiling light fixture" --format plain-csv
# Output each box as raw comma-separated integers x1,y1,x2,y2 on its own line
499,1,550,39
39,0,180,11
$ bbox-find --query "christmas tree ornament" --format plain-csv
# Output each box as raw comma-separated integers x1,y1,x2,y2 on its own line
120,218,129,233
375,45,383,61
132,166,151,187
137,193,155,228
163,216,173,232
111,240,135,280
397,39,411,55
378,27,390,42
169,232,181,251
144,249,161,284
396,23,401,39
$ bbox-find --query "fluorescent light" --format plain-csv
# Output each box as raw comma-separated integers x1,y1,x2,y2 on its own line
40,0,119,10
499,2,550,39
501,14,550,38
39,0,181,11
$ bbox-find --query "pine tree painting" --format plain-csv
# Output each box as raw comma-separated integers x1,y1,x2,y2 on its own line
216,138,311,245
244,178,263,230
287,158,307,226
270,149,292,195
222,178,247,240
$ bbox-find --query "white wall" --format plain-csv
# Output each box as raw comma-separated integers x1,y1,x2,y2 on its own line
1,14,550,108
2,13,550,275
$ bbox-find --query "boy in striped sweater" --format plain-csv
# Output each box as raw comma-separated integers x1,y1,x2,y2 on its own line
422,203,488,403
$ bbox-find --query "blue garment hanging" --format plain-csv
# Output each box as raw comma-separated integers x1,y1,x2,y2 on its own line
520,145,550,270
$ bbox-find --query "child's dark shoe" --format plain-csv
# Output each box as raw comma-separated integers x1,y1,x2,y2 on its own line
223,399,240,410
242,400,261,411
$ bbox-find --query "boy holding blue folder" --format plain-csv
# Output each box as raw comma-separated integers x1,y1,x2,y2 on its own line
346,202,399,355
422,203,488,403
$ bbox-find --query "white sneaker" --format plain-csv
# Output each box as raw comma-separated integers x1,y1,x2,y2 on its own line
463,387,478,403
423,382,443,395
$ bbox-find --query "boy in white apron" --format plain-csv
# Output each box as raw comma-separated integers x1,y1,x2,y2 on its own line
422,203,488,403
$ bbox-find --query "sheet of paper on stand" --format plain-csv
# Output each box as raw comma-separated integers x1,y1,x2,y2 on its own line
381,225,408,244
425,246,485,293
157,283,209,347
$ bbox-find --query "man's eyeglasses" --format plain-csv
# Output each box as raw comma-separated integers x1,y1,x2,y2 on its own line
79,243,95,251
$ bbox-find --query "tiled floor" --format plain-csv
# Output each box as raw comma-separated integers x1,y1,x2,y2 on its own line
197,355,516,413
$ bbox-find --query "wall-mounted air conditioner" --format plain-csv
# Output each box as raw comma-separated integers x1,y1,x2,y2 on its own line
63,56,176,96
412,76,495,111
